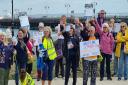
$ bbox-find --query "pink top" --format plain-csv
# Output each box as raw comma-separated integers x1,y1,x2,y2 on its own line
95,22,114,55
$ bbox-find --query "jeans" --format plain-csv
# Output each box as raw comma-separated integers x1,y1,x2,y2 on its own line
55,58,64,77
42,60,55,80
100,53,112,78
83,60,97,85
114,54,118,75
118,50,128,79
0,68,10,85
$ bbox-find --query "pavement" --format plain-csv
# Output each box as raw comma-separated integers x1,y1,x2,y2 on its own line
8,77,128,85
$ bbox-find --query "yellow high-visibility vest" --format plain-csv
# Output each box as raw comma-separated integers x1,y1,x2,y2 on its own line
43,37,57,60
20,73,35,85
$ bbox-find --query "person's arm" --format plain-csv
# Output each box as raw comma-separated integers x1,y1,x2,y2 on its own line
110,33,114,52
93,20,103,36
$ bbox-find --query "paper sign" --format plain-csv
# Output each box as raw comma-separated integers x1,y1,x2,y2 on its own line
19,16,30,27
33,32,44,46
80,40,100,58
66,25,70,32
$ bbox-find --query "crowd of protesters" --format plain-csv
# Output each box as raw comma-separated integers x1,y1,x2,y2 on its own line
0,10,128,85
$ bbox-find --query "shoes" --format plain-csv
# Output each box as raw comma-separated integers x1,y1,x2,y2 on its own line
62,77,65,80
54,77,58,80
100,78,103,81
124,78,127,80
107,77,112,80
118,78,121,81
37,78,40,81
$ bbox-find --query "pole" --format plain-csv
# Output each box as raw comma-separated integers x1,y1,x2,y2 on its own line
11,0,14,36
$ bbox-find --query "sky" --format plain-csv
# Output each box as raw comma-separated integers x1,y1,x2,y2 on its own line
0,0,128,17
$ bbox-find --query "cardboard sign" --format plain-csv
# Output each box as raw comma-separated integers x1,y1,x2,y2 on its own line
80,40,100,58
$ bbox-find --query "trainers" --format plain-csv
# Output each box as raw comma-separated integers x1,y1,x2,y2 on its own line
62,77,65,80
54,77,58,80
118,78,121,81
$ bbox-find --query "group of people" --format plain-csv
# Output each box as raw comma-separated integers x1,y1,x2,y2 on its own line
0,10,128,85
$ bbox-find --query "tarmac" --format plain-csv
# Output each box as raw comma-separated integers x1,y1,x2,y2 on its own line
8,77,128,85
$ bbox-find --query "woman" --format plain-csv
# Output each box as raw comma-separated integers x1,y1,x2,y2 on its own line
94,21,114,81
14,29,28,85
54,16,66,79
42,26,57,85
115,22,128,80
62,26,79,85
81,26,99,85
0,32,14,85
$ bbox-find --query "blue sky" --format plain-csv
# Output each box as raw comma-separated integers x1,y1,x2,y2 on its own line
0,0,128,16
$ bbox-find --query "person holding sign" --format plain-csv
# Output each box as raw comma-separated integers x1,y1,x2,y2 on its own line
62,26,79,85
94,21,114,81
81,26,99,85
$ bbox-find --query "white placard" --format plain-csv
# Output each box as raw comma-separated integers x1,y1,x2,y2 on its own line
33,32,44,46
19,16,30,27
80,40,100,58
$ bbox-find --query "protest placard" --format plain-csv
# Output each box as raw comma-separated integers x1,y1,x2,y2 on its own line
80,40,100,58
33,32,44,46
19,16,30,29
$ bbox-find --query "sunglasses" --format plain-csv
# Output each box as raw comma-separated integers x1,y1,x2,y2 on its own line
103,27,107,28
121,26,125,28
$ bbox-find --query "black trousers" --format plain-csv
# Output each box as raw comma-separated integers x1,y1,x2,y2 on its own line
100,52,112,78
55,58,64,77
26,63,33,74
65,54,77,85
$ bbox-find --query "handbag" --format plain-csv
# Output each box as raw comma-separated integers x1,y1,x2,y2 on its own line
124,44,128,54
97,54,103,62
55,39,63,60
27,47,34,64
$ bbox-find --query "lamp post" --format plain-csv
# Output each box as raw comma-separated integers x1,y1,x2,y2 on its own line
11,0,14,36
65,3,70,17
92,2,97,18
44,6,50,16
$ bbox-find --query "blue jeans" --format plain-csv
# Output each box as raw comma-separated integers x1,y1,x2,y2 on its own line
118,50,128,79
114,54,118,75
42,60,55,80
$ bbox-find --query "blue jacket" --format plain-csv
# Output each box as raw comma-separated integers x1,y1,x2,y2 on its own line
0,42,14,69
14,40,28,68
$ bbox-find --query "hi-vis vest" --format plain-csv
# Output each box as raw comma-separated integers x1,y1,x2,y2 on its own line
43,37,57,60
20,73,35,85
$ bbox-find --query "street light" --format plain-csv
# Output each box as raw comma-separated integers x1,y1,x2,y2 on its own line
27,8,32,16
92,2,97,18
44,6,50,16
65,3,70,17
11,0,14,36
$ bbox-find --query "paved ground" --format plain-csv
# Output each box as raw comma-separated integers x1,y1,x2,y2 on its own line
9,77,128,85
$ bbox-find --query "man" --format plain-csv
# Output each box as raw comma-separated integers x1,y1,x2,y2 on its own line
20,68,35,85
